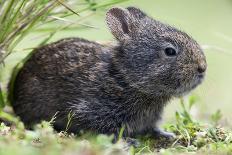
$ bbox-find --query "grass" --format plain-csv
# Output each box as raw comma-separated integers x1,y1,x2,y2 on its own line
1,97,232,155
0,0,128,62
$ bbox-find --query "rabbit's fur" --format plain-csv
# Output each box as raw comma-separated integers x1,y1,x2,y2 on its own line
10,7,207,138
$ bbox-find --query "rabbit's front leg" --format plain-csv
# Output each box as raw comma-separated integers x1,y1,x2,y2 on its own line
151,128,176,139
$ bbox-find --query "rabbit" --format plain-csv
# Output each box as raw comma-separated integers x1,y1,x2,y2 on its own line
9,7,207,141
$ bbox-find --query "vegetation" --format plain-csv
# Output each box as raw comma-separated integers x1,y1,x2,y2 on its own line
1,97,232,155
0,0,231,155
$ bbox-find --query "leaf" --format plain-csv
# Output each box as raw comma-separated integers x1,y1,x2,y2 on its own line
188,96,198,110
179,98,193,124
0,84,4,110
65,110,75,132
57,0,79,16
175,111,181,123
211,110,222,125
118,125,125,140
7,50,34,105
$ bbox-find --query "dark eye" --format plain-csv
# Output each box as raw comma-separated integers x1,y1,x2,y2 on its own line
164,47,177,57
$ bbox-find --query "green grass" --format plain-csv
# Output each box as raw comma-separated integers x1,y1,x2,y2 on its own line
1,98,232,155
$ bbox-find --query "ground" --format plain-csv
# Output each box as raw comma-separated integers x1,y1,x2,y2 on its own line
1,97,232,155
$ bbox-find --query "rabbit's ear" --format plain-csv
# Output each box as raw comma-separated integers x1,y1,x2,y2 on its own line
106,7,135,41
126,7,146,19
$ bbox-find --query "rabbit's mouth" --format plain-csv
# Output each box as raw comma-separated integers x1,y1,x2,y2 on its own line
190,75,204,89
174,73,205,96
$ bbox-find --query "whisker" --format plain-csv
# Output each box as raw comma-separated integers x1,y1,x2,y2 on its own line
214,32,232,43
202,44,232,57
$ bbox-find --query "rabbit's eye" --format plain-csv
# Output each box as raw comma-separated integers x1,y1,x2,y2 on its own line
164,47,177,57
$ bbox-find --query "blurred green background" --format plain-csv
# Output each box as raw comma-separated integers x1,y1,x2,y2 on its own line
1,0,232,125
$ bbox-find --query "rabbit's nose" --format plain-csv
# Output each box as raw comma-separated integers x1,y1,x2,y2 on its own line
197,61,207,73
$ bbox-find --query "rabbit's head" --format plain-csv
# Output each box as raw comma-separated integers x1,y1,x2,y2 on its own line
106,7,207,96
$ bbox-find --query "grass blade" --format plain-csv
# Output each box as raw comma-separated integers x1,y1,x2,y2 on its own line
0,84,4,110
7,50,35,105
57,0,79,16
0,1,26,45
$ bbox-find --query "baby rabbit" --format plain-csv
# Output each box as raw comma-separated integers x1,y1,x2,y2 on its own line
10,7,207,140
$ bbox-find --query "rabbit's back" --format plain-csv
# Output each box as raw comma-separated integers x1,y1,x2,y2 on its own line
12,38,109,127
